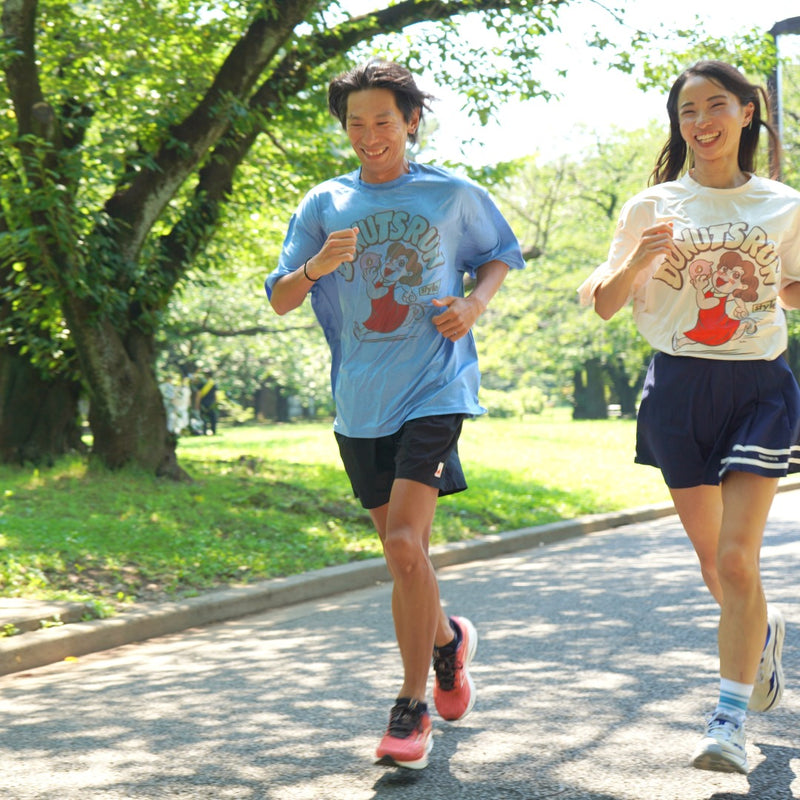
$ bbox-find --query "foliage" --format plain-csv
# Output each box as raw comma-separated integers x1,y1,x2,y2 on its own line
480,386,545,417
2,0,798,467
477,125,663,407
5,0,602,469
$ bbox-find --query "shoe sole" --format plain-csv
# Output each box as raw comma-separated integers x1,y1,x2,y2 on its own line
763,609,785,711
692,748,748,775
375,737,433,770
749,607,785,712
459,617,478,719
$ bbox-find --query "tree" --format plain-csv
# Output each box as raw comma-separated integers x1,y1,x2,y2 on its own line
1,0,572,475
481,126,661,416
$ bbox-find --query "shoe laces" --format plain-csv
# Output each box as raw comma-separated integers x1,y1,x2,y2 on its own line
706,712,742,739
432,649,458,690
387,701,424,739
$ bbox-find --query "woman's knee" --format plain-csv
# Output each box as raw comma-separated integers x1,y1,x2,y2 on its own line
716,545,759,592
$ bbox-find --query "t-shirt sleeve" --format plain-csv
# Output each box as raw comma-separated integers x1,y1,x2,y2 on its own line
458,186,526,277
264,194,325,300
780,205,800,286
577,196,660,307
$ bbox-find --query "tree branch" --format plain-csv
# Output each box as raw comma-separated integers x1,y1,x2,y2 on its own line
153,0,568,301
1,0,45,135
103,0,321,262
172,322,318,338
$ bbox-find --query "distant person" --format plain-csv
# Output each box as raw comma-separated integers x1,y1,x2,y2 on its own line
160,375,192,436
159,377,179,434
173,377,191,435
579,60,800,774
195,371,218,435
265,60,525,770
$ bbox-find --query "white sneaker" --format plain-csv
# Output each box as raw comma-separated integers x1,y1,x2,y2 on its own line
691,712,748,774
748,605,785,712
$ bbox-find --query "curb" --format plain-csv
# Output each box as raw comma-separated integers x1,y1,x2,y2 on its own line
2,477,798,677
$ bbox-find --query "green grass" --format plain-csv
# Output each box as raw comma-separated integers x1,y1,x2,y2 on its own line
0,409,668,618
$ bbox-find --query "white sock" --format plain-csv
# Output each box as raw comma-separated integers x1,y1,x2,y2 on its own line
715,678,752,725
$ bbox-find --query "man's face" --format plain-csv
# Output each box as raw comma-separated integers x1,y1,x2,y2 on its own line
346,88,419,184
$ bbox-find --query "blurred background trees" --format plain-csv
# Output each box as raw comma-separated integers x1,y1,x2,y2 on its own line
2,0,798,472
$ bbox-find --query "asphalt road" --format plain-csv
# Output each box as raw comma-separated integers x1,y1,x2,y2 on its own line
0,490,798,800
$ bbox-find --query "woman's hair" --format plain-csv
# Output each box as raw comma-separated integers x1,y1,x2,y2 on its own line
650,60,780,185
328,60,433,145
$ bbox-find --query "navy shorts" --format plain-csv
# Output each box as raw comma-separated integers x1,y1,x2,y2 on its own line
335,414,468,509
635,352,800,488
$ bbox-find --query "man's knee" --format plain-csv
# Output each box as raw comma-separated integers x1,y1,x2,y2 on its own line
383,527,427,574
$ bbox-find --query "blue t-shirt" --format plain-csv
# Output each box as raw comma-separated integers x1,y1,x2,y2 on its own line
265,162,525,437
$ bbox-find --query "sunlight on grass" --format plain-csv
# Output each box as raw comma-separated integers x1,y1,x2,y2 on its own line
0,410,669,611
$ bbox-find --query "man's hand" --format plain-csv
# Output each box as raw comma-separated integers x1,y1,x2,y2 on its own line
432,295,485,342
304,227,359,280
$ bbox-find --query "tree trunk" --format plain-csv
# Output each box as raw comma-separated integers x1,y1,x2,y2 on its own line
0,347,84,465
572,358,607,420
64,297,188,479
604,357,641,417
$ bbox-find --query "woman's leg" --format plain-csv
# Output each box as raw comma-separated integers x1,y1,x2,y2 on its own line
669,484,724,604
686,472,779,773
716,472,777,684
671,475,777,681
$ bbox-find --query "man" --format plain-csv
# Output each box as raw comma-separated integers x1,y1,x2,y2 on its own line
194,371,217,435
265,59,524,770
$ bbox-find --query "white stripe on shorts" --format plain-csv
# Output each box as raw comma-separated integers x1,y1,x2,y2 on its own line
720,443,797,476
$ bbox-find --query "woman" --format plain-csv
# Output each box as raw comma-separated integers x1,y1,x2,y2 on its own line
579,60,800,775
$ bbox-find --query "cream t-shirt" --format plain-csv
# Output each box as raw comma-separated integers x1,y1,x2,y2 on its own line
578,172,800,360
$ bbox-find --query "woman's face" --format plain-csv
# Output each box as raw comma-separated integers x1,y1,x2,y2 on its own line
677,75,753,170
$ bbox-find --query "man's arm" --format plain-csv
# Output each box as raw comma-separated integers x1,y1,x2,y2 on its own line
269,227,359,316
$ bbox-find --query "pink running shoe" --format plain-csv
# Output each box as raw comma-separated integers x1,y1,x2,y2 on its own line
432,616,477,721
375,699,433,770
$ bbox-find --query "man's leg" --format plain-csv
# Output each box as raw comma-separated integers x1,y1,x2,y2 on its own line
370,478,452,702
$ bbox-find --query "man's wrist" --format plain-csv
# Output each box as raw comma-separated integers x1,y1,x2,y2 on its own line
467,293,487,315
302,259,320,282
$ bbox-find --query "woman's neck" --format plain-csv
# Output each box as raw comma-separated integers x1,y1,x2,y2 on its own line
690,163,749,189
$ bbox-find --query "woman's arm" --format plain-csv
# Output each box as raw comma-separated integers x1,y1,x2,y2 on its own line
593,221,676,320
779,280,800,310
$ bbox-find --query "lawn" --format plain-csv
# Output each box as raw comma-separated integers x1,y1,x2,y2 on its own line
0,409,668,618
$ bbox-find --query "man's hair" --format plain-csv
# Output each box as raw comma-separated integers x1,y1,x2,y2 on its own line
328,59,433,145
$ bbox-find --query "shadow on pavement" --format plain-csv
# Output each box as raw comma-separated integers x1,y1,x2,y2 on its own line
0,496,797,799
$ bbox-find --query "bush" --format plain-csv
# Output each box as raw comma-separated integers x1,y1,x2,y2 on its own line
481,386,545,418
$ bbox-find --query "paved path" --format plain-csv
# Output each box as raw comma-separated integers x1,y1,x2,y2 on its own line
0,490,797,800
